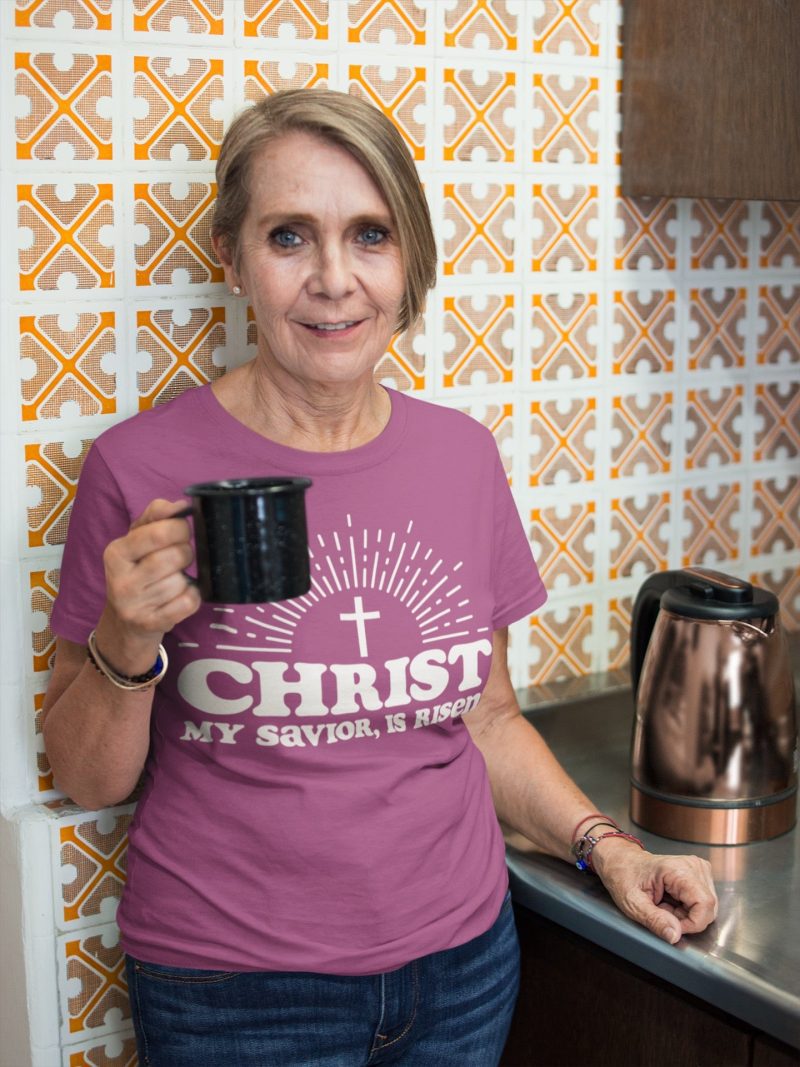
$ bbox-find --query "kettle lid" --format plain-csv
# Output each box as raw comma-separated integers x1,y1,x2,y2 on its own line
661,567,779,621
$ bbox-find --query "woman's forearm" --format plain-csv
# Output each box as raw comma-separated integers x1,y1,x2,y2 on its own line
470,708,599,862
42,643,156,810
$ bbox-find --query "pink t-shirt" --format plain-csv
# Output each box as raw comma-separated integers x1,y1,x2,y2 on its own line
52,385,546,974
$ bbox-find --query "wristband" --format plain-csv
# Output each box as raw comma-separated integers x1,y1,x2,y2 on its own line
570,812,615,843
86,629,168,691
572,829,645,873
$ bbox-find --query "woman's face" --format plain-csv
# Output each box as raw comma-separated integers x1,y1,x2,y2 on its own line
217,131,406,393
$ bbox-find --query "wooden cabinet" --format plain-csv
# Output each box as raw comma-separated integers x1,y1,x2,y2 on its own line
622,0,800,201
501,905,800,1067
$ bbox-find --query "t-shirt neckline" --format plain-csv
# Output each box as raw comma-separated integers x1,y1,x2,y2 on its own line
197,383,408,476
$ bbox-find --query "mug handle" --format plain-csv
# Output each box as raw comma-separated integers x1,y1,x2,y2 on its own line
173,505,198,586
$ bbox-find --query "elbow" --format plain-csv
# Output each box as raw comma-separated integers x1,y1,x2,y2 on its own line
44,729,135,811
53,779,134,812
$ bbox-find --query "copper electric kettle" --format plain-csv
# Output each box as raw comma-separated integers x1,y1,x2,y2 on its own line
630,567,798,845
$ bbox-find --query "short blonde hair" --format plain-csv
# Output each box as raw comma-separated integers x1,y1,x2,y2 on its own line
212,89,437,334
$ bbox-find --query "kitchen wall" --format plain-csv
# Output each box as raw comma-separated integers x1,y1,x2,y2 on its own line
1,1,798,1063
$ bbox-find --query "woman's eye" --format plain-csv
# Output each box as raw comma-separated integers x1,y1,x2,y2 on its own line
359,226,389,246
270,229,302,248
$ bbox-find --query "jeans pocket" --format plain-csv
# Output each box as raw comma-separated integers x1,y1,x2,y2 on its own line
131,958,238,984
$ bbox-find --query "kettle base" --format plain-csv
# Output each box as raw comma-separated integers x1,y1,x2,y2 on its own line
630,785,797,845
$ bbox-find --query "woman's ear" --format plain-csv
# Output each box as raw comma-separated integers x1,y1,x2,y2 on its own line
212,233,233,267
212,234,240,291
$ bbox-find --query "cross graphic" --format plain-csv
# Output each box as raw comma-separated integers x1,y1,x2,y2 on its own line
339,596,381,658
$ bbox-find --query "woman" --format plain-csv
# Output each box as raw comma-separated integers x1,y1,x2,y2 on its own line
43,90,717,1067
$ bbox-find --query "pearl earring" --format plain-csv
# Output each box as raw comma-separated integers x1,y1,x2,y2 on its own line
232,285,242,296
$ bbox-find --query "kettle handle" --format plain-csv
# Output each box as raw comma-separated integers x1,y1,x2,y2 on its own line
630,570,686,703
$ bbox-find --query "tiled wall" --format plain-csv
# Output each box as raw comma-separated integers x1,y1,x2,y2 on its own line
1,1,799,1062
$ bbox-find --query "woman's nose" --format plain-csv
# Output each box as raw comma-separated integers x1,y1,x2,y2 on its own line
307,243,356,300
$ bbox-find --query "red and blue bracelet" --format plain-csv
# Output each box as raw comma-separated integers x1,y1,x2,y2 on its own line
570,814,645,872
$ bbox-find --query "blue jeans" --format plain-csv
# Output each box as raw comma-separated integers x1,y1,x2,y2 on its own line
125,891,519,1066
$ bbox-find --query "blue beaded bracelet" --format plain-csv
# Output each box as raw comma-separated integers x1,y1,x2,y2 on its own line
87,629,168,691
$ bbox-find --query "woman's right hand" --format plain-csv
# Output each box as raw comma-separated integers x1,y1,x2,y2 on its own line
96,499,202,670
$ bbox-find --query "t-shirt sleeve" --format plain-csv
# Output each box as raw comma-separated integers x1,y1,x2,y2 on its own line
490,449,547,630
50,442,133,644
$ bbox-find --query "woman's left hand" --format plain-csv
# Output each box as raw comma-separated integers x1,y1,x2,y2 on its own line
590,838,718,945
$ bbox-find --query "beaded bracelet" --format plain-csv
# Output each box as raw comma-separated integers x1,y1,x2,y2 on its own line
572,829,645,873
570,813,620,866
86,629,168,691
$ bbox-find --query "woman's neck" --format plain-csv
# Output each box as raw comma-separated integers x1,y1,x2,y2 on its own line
212,359,391,452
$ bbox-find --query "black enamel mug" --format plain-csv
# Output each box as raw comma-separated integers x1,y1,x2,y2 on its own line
183,477,312,604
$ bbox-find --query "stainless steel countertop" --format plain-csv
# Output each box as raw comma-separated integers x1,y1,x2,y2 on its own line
505,688,800,1051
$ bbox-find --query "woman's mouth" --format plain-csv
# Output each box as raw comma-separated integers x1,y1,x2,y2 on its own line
301,320,361,336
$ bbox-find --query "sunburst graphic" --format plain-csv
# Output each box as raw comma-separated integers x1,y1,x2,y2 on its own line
180,515,487,657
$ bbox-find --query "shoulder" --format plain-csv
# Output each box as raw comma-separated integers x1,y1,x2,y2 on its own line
92,386,210,458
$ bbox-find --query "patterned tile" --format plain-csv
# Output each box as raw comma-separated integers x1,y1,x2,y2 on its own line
757,284,800,367
136,305,226,408
57,811,131,929
532,0,601,57
443,0,518,50
759,202,800,269
750,566,800,632
527,604,594,685
681,482,741,567
609,492,671,579
20,311,117,422
532,73,600,165
33,690,56,794
611,0,623,60
133,181,222,286
30,567,60,673
614,195,677,271
530,290,598,381
530,502,596,591
689,199,749,270
348,64,427,161
610,77,622,167
246,303,258,348
442,181,515,277
612,289,675,374
754,382,800,463
684,386,743,471
132,0,224,34
244,58,330,100
532,182,598,272
449,400,514,477
243,0,329,41
66,1033,138,1067
441,292,515,388
443,67,516,163
376,317,426,391
751,478,800,557
15,0,113,30
18,183,115,291
610,391,672,478
529,397,596,485
348,0,426,46
26,438,93,548
606,596,633,672
687,287,747,371
60,924,130,1039
132,55,224,161
15,52,113,162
